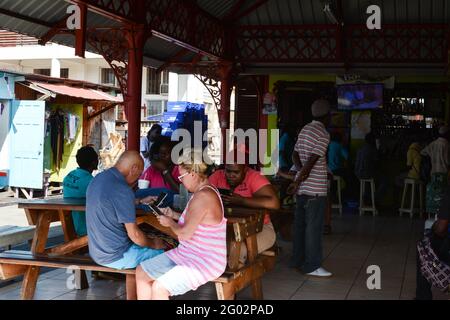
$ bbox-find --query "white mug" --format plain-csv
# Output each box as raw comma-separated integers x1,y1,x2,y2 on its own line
138,179,150,189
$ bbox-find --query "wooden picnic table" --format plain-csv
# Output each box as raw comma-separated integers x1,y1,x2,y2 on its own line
4,198,275,300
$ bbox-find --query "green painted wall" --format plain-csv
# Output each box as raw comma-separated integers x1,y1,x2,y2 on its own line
261,74,336,172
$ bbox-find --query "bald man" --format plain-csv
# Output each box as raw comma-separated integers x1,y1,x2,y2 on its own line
86,151,165,300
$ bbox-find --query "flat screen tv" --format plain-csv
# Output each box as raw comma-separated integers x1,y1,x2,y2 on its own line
337,84,383,110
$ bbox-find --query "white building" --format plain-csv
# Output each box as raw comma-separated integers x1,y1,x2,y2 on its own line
0,33,230,162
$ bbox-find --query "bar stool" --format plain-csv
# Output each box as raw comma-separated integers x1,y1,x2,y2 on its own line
399,178,424,218
359,178,378,216
332,176,343,216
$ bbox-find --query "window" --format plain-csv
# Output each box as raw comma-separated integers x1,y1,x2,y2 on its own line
162,70,169,84
60,68,69,79
146,68,169,95
146,68,160,94
160,71,169,95
33,69,50,76
101,68,115,85
146,100,165,116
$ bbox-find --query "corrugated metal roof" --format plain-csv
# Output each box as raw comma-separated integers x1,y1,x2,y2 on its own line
238,0,330,25
197,0,238,19
0,0,184,69
343,0,450,24
239,0,450,25
29,81,123,102
0,0,449,72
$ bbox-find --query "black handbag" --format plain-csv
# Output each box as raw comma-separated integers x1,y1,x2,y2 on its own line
417,232,450,292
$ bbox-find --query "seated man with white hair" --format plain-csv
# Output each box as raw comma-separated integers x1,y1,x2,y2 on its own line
86,151,166,300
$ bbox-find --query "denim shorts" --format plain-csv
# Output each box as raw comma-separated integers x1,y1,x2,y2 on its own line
140,253,193,296
104,244,164,270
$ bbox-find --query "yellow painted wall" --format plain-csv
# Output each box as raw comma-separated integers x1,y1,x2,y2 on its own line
262,74,335,172
263,73,450,173
49,104,84,183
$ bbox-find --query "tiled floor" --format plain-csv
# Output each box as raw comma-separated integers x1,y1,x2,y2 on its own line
0,214,448,300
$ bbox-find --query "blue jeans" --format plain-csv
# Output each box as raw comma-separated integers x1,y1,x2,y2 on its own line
104,244,163,270
291,195,327,273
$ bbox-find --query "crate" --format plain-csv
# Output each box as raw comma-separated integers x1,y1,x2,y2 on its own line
0,171,8,190
167,101,205,113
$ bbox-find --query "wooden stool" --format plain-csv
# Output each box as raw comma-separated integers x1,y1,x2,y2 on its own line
399,178,424,218
359,179,378,216
332,176,343,216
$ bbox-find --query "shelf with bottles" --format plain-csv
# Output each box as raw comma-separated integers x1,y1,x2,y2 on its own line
372,112,441,137
383,97,425,115
383,88,445,118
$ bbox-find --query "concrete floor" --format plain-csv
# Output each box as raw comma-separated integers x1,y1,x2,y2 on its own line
0,213,448,300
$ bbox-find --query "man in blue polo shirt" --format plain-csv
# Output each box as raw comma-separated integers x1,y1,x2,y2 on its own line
63,146,99,237
86,151,165,300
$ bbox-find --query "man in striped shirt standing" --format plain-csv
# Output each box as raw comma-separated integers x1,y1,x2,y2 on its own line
288,99,332,278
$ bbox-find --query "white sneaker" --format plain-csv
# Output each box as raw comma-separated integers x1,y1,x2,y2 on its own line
306,267,332,277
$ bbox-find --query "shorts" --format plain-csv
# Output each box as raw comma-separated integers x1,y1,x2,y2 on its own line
104,244,164,270
140,253,193,296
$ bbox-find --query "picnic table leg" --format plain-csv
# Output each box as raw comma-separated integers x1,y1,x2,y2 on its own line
227,241,242,271
21,213,51,300
59,210,89,290
215,282,235,300
246,235,263,300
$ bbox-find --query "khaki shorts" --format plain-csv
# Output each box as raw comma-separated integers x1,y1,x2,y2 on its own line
237,222,276,264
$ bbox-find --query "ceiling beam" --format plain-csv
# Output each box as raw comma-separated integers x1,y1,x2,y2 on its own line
234,0,270,21
0,8,52,28
223,0,247,21
156,48,190,73
38,15,73,45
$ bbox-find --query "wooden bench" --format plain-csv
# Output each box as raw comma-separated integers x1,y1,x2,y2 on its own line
0,199,278,300
0,248,277,300
214,249,277,300
0,225,63,251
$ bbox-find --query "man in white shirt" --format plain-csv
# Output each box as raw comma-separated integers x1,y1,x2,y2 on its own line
140,124,162,170
421,126,450,218
421,126,450,175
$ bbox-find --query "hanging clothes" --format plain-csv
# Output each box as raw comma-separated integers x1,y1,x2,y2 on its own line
49,109,65,171
66,113,79,144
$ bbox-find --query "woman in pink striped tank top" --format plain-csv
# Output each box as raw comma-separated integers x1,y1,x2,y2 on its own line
136,151,227,300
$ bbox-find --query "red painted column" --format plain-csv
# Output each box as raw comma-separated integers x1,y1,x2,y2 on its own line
125,28,145,151
219,74,232,163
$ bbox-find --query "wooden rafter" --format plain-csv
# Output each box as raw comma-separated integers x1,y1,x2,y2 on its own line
234,0,271,21
38,15,73,45
156,48,190,73
223,0,248,21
